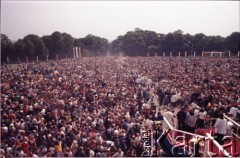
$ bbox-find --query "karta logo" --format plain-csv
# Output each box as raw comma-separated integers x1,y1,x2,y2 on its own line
142,129,239,157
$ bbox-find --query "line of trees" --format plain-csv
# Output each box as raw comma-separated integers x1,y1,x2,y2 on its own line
1,29,240,62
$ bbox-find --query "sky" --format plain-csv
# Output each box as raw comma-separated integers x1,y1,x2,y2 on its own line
1,1,240,42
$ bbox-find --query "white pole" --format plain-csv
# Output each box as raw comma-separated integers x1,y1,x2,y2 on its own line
73,47,75,58
56,55,58,60
37,56,38,62
79,47,81,58
202,51,204,57
155,52,157,57
211,52,213,57
220,52,222,58
238,51,240,57
185,51,187,57
7,57,9,63
147,52,149,57
194,51,196,57
66,54,68,60
46,55,48,61
229,51,231,57
18,57,20,63
75,47,78,58
170,52,172,57
178,51,180,57
163,52,165,57
206,133,230,157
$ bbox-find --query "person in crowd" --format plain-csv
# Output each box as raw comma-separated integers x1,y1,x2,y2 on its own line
177,107,186,130
214,113,227,145
185,111,197,133
163,108,175,129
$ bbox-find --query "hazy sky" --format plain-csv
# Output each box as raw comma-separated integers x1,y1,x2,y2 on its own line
1,1,240,42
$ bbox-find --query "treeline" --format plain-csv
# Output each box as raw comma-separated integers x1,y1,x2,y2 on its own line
1,29,240,62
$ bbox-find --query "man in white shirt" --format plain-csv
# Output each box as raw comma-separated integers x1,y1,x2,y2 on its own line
112,148,124,157
229,105,239,118
214,113,227,145
163,108,175,129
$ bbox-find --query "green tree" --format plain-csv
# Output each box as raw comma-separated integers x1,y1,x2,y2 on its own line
23,34,48,60
226,32,240,55
193,33,207,54
1,34,13,62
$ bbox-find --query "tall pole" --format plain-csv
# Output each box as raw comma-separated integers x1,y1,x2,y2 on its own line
73,47,75,59
179,51,180,57
191,43,193,57
79,47,81,58
185,51,187,57
7,57,9,63
37,56,38,62
163,52,165,57
75,47,78,58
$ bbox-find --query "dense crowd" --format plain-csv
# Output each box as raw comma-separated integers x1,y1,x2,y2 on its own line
1,56,240,157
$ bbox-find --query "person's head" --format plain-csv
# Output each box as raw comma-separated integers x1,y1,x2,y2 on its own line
219,113,224,119
118,148,122,153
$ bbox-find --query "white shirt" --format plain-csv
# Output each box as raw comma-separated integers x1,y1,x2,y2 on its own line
171,95,178,103
229,107,238,117
163,111,174,129
214,118,227,135
113,151,124,157
198,111,207,120
89,149,95,157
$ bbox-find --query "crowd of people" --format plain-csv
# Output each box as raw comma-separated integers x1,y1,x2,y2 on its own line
1,56,240,157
